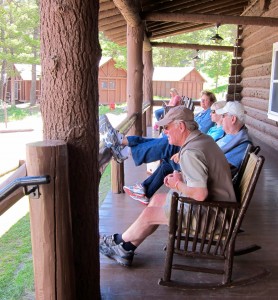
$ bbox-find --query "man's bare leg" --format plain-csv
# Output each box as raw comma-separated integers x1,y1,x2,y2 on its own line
122,193,168,246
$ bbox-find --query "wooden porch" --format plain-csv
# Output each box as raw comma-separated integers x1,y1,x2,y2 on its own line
99,133,278,299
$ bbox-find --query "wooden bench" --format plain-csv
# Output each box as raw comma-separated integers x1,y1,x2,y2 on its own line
159,151,265,289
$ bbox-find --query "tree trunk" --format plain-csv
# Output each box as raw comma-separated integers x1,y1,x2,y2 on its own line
30,27,39,106
0,59,6,101
40,1,101,298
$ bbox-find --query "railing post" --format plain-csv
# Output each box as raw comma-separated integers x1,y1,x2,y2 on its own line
26,140,75,300
111,159,124,193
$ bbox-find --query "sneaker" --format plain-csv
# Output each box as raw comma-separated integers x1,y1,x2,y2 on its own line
99,114,122,148
124,184,145,196
130,194,149,205
111,145,128,163
153,124,159,131
99,234,134,267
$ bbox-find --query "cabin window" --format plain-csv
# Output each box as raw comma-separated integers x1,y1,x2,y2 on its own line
109,80,116,89
14,81,20,100
268,42,278,121
101,81,108,89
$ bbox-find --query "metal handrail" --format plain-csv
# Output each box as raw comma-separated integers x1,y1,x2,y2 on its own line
0,175,51,202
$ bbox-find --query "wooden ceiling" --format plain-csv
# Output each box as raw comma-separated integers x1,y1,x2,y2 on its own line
99,0,250,46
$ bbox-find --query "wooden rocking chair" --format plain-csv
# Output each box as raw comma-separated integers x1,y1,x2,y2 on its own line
159,152,265,289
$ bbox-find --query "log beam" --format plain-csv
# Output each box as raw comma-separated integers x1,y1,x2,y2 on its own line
151,41,235,52
113,0,141,27
142,12,278,27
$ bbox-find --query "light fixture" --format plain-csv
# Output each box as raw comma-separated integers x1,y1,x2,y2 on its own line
193,49,201,61
211,24,223,44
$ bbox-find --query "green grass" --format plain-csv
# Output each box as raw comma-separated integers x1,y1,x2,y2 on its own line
0,214,34,300
0,103,41,123
0,103,124,298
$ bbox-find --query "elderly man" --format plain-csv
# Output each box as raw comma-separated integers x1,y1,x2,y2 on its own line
216,101,251,176
99,106,236,267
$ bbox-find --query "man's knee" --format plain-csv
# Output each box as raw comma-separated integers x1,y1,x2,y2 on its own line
149,193,166,207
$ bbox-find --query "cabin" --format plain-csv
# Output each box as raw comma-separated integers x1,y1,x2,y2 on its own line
153,67,205,99
98,57,127,105
5,64,41,103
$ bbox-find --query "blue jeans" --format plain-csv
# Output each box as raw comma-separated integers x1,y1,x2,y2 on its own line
142,159,180,199
127,135,180,166
154,107,165,121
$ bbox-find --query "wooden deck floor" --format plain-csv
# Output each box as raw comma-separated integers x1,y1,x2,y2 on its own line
99,134,278,299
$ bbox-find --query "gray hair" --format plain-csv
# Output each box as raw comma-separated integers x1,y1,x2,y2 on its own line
174,120,198,132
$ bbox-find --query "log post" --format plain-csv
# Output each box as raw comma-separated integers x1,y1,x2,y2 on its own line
26,140,75,300
143,49,154,127
111,159,124,193
127,23,144,136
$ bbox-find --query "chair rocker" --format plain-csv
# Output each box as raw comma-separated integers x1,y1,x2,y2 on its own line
159,152,265,289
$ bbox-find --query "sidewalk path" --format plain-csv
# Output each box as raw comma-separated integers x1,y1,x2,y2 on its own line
0,112,126,237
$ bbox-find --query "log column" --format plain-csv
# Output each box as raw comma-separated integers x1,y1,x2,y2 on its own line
127,23,144,136
143,48,154,128
26,140,75,300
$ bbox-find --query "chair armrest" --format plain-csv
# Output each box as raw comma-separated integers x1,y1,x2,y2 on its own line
176,195,239,209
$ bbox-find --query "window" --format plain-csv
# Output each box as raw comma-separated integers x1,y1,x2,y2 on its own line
109,80,116,89
14,81,20,100
268,42,278,121
101,81,108,89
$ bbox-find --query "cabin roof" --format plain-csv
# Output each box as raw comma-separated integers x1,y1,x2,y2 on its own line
14,64,41,81
153,67,205,82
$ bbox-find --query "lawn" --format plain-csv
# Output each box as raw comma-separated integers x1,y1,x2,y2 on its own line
0,102,126,299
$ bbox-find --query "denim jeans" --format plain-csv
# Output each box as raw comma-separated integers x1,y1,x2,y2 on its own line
142,159,180,199
127,135,180,167
154,107,165,121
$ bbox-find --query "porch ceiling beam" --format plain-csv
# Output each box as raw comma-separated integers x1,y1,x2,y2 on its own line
113,0,152,50
151,42,235,52
113,0,141,27
142,12,278,27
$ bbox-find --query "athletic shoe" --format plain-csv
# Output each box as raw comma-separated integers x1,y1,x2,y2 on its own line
99,115,127,163
99,234,134,267
123,184,146,197
99,114,124,148
130,194,149,205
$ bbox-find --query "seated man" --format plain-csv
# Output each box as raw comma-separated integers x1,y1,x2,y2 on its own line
124,100,224,204
99,106,236,267
124,101,250,204
215,101,251,176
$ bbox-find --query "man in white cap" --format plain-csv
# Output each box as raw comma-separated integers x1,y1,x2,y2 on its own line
99,106,236,267
216,101,251,176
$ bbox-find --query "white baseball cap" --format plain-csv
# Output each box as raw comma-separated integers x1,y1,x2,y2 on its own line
216,101,246,122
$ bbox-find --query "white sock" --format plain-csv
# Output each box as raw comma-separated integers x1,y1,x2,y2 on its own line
117,132,124,144
120,146,131,158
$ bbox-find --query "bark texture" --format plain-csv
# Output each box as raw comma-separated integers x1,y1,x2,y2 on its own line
40,1,101,298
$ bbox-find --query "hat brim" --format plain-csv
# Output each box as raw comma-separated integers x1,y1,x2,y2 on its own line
156,117,172,127
215,107,228,115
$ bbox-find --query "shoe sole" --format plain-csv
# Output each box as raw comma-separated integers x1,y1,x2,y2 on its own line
129,195,149,205
123,187,145,198
99,245,132,267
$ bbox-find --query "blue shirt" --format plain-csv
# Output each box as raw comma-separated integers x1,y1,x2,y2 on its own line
207,125,225,141
217,126,252,169
194,108,215,133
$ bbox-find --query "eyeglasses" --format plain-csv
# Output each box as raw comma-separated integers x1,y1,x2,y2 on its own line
221,113,231,118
